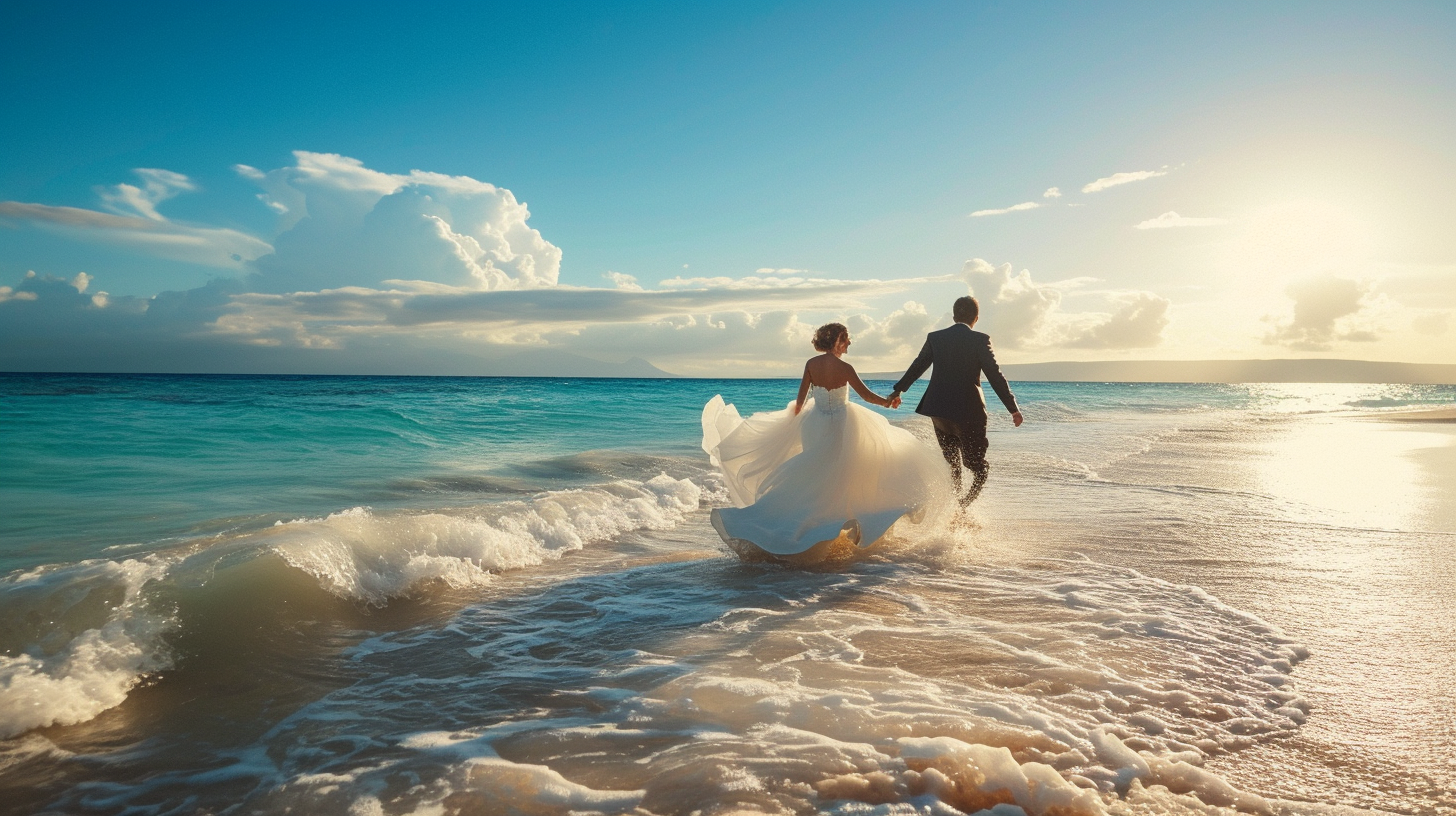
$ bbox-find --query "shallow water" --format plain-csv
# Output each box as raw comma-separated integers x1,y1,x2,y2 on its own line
1,375,1454,815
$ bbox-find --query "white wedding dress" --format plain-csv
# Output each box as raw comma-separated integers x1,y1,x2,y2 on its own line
701,384,952,559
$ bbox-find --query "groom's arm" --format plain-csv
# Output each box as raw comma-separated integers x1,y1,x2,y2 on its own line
891,339,934,398
979,338,1020,419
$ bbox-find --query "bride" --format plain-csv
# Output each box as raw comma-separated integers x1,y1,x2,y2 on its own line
701,322,953,562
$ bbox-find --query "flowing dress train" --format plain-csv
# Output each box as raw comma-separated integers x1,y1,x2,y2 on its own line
701,385,952,558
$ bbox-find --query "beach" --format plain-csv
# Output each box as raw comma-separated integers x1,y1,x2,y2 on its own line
1,375,1454,815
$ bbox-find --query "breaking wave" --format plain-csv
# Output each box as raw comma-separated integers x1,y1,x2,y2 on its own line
0,557,177,739
0,472,709,740
271,473,704,605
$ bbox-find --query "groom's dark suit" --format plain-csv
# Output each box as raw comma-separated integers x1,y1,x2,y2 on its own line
892,322,1018,504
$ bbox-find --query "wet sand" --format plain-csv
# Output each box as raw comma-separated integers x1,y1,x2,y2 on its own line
1364,407,1456,423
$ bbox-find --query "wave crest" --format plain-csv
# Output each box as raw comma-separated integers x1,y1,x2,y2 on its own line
271,473,703,605
0,557,176,739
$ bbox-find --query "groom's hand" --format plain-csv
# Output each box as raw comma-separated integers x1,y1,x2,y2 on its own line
888,391,902,409
1011,410,1023,427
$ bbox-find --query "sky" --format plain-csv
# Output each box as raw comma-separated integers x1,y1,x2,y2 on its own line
2,1,1453,376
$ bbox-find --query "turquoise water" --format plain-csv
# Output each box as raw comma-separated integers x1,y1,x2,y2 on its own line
2,373,1454,815
0,374,1272,573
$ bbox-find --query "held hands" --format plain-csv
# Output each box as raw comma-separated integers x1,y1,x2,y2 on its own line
887,391,902,409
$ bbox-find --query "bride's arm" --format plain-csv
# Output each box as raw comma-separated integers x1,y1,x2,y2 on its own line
847,367,891,408
794,364,812,415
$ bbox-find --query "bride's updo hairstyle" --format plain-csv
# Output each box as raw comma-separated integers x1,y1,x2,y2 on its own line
812,322,849,352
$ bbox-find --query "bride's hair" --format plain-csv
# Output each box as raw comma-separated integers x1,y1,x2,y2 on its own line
812,322,848,352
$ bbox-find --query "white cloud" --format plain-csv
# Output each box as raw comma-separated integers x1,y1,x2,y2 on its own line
969,201,1039,218
1064,292,1171,349
0,285,37,303
1264,275,1377,351
0,166,266,270
221,277,915,334
98,168,196,221
233,163,306,226
959,259,1170,350
0,201,271,269
0,152,1174,375
0,148,949,375
844,301,934,358
1134,211,1225,229
602,271,642,291
557,311,817,375
658,271,945,294
0,265,932,376
243,152,562,293
960,259,1062,347
1081,169,1167,194
555,302,939,376
1043,187,1062,199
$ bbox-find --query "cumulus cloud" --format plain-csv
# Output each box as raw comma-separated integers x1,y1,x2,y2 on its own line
1042,187,1062,199
1064,292,1171,349
969,201,1040,218
844,301,934,358
960,259,1063,347
1081,169,1167,194
602,271,642,291
1264,275,1377,351
1,153,1075,376
241,152,561,293
98,168,197,221
1134,211,1225,229
959,259,1170,350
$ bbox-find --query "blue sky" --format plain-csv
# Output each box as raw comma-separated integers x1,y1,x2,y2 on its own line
2,2,1453,374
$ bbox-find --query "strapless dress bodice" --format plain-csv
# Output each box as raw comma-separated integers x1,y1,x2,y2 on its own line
811,384,849,414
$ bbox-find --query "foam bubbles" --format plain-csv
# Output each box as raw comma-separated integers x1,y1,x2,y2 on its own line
270,473,703,605
0,557,175,738
187,555,1312,816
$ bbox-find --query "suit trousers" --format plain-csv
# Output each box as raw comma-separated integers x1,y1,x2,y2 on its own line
930,416,990,505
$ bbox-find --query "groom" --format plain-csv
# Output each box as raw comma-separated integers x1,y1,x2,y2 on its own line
889,296,1023,506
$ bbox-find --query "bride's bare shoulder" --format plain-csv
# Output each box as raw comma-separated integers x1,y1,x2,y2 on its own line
804,354,854,388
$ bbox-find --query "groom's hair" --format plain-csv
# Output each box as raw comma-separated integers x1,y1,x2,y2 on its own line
953,296,979,324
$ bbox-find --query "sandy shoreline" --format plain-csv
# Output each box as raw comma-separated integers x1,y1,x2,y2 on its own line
1364,406,1456,422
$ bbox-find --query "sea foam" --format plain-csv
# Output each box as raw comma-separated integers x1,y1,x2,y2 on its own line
0,557,175,739
0,472,707,741
269,473,703,605
168,555,1311,816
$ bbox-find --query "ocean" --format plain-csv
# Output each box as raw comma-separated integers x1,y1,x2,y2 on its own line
1,373,1454,815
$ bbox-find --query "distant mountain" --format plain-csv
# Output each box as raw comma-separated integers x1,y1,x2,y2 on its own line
485,350,679,378
861,359,1456,385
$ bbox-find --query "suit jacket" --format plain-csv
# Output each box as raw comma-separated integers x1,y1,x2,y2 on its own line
893,323,1018,425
